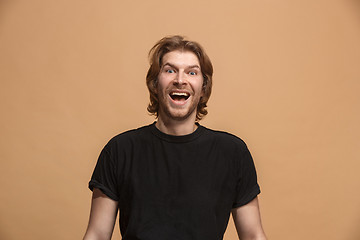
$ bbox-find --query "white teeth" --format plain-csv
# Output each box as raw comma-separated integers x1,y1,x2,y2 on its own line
170,92,189,97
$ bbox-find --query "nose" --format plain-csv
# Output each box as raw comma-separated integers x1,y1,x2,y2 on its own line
174,71,186,85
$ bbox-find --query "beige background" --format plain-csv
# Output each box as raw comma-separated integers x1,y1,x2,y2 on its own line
1,0,359,239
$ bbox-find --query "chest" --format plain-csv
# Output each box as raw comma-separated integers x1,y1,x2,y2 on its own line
119,141,238,209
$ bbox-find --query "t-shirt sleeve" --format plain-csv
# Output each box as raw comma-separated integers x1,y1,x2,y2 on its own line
232,144,261,208
88,145,119,201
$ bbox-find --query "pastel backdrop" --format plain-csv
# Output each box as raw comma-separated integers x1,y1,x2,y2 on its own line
0,0,359,239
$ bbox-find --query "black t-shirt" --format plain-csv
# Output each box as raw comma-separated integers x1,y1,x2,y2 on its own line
89,122,260,240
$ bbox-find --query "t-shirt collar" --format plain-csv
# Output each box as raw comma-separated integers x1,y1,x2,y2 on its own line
150,121,204,143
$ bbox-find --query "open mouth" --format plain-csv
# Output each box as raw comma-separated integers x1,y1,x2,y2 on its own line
169,92,190,101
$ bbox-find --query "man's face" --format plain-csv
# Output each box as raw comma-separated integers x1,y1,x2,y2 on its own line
156,50,204,121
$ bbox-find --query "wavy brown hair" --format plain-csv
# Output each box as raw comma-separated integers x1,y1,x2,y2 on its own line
146,35,213,121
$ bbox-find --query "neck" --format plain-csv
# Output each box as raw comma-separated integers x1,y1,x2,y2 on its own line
155,115,198,136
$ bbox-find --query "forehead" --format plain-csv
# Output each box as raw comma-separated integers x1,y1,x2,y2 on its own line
162,50,200,67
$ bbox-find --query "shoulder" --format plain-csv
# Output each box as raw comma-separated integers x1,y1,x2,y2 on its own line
202,126,249,153
111,124,151,141
103,124,153,153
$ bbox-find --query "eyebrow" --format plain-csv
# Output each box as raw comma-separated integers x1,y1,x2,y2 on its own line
162,63,200,70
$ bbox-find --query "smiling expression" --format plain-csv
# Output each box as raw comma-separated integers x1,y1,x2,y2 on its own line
156,50,204,122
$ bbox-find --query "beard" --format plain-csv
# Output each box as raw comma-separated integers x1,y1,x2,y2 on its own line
159,100,198,121
157,90,200,121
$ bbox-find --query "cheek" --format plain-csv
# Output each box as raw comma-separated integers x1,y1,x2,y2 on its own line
157,75,170,89
156,80,169,98
195,78,205,94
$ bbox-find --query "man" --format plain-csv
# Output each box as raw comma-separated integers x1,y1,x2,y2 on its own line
83,35,267,240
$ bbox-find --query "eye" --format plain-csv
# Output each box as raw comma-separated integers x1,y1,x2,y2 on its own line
166,69,175,73
189,71,197,76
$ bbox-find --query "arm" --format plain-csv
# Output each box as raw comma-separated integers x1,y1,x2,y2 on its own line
232,197,267,240
83,188,118,240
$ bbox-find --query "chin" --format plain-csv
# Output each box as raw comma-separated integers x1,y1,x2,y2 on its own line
168,112,192,121
163,108,196,121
